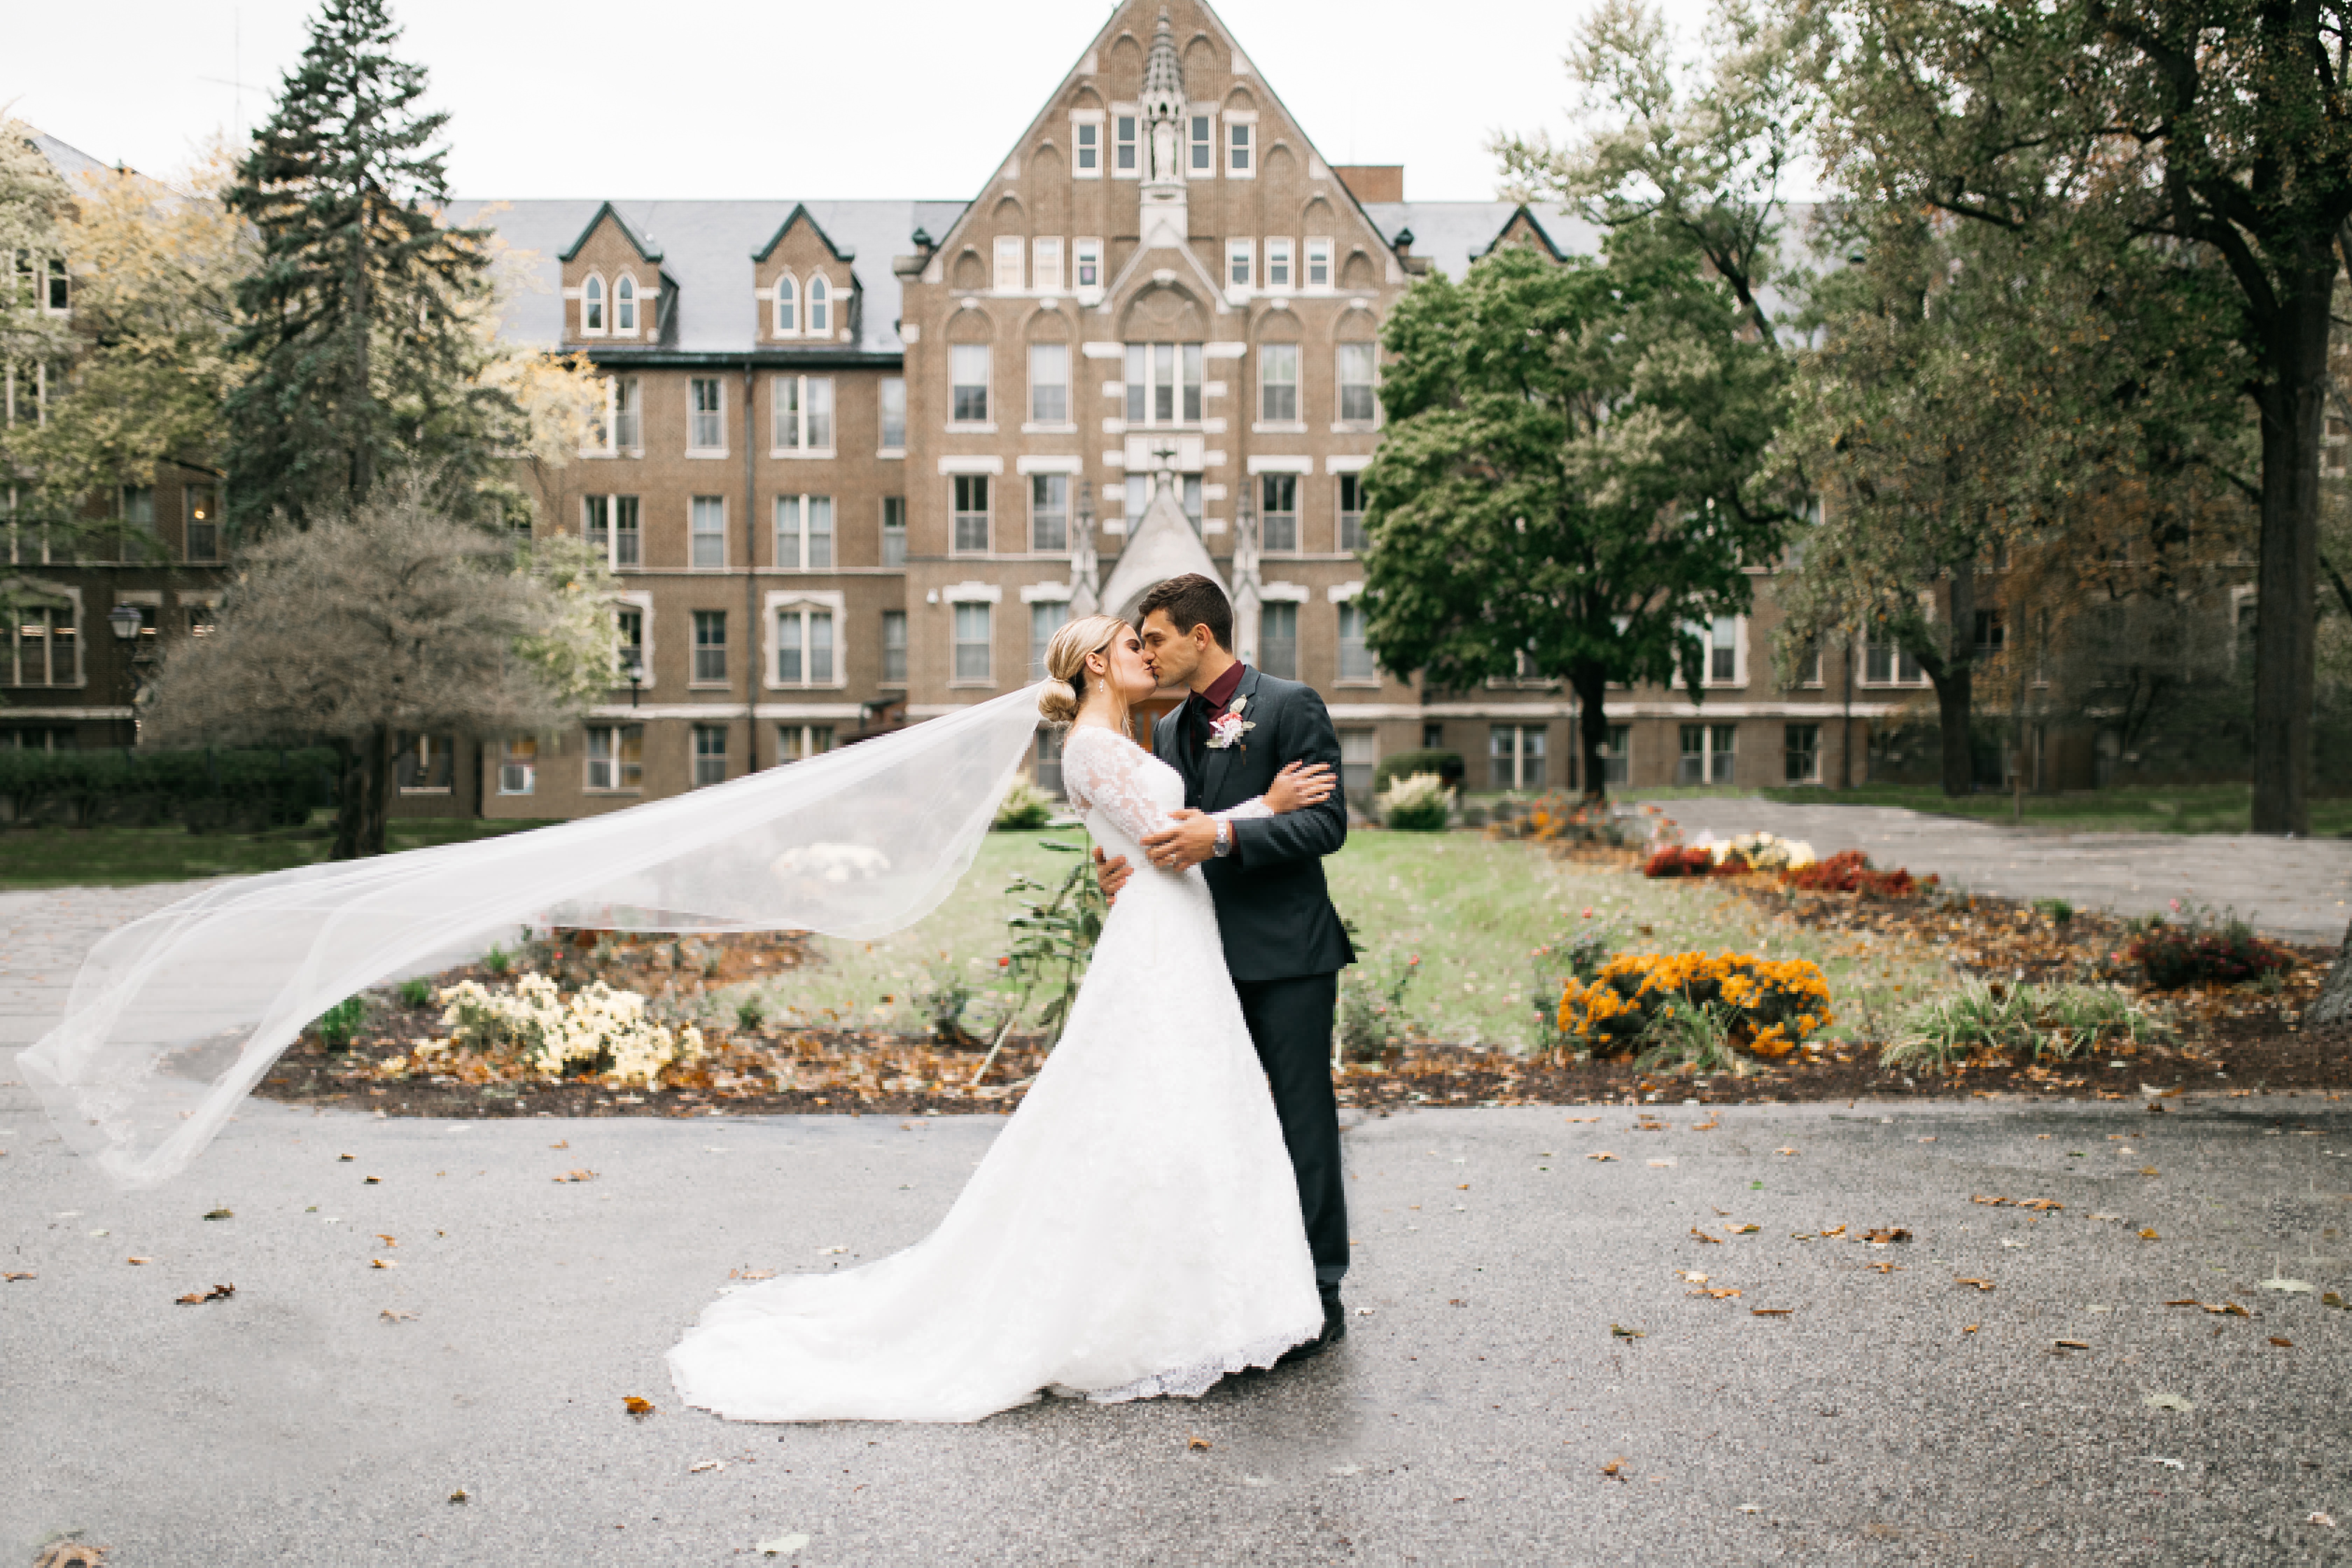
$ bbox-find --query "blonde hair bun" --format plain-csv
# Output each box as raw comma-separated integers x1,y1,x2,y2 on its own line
1035,677,1080,724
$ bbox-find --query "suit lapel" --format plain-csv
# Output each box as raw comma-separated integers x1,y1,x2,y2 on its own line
1199,667,1262,810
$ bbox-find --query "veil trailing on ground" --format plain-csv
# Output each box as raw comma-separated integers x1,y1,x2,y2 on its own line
21,685,1048,1190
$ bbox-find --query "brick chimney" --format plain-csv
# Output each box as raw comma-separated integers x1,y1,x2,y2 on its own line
1333,165,1403,203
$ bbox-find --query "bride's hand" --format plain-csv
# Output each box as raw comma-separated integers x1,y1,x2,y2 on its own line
1262,761,1336,814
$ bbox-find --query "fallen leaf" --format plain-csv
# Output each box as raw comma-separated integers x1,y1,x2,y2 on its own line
2269,1336,2294,1348
448,1489,469,1504
1726,1223,1761,1235
337,1154,354,1162
1918,1135,1937,1143
1692,1287,1742,1299
1774,1147,1799,1156
2143,1393,2194,1412
1688,1228,1722,1245
817,1245,848,1255
2325,1292,2346,1310
1646,1158,1675,1168
1611,1323,1645,1339
2217,1303,2255,1318
175,1283,234,1306
1751,1308,1793,1317
1677,1270,1710,1284
1188,1436,1212,1451
2144,1456,2184,1469
1864,1227,1912,1244
550,1140,569,1150
375,1234,397,1247
728,1268,776,1281
1961,1324,1979,1334
1973,1196,2010,1206
362,1176,381,1185
756,1534,811,1558
202,1208,232,1221
1601,1458,1627,1478
2140,1167,2159,1176
2,1272,34,1282
555,1169,598,1184
2162,1299,2202,1308
371,1259,396,1270
2310,1512,2338,1528
2258,1278,2314,1294
1956,1278,1995,1291
2053,1338,2089,1350
623,1396,655,1419
2137,1228,2161,1241
1587,1152,1618,1162
1868,1262,1903,1275
380,1308,417,1323
2019,1199,2063,1212
690,1460,726,1474
125,1256,152,1266
32,1542,106,1568
1818,1224,1847,1238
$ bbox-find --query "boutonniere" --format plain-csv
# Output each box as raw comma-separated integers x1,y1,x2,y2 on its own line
1205,710,1255,750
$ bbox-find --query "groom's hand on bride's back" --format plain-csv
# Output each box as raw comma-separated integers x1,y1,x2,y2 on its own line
1092,846,1133,903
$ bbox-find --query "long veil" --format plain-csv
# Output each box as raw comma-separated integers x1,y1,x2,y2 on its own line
20,685,1048,1190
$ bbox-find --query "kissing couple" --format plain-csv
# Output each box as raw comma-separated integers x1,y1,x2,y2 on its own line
666,572,1359,1422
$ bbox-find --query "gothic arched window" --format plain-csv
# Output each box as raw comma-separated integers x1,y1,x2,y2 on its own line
582,274,605,334
614,274,637,334
807,274,831,335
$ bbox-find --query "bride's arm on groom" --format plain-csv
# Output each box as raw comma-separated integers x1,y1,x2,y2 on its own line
1216,686,1348,869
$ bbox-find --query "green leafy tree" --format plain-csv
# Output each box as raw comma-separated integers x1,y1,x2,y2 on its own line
140,475,617,859
1360,235,1791,801
0,120,82,578
1806,0,2352,832
225,0,513,531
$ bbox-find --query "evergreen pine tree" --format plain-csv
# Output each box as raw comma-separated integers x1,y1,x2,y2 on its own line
225,0,511,531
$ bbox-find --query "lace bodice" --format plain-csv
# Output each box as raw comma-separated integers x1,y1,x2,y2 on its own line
1059,724,1269,855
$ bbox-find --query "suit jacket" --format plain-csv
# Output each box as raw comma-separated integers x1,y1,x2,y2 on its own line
1152,666,1356,983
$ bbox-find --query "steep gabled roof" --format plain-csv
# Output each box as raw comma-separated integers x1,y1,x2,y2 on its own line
558,200,663,264
751,203,855,265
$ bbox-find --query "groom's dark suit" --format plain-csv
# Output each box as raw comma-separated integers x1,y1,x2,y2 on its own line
1153,665,1355,1287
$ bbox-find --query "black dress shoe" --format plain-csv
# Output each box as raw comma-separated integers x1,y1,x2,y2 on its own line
1275,1289,1348,1366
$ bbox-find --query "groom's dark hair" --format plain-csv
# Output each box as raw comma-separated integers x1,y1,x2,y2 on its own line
1136,574,1232,651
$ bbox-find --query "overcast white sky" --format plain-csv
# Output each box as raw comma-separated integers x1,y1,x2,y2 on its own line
8,0,1723,203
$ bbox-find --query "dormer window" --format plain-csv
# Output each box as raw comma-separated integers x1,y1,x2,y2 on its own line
582,274,605,334
807,274,831,335
614,274,637,334
774,275,798,335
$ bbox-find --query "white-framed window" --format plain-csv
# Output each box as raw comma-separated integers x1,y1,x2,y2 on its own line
613,603,645,680
186,484,220,562
4,600,78,687
882,496,907,567
1074,238,1103,291
690,496,727,569
777,724,836,763
1114,111,1140,176
807,273,831,335
1073,117,1102,175
1785,723,1822,784
1260,601,1298,679
692,610,728,685
952,475,991,553
1189,113,1214,175
1863,628,1928,685
613,274,637,335
44,257,68,312
585,723,644,792
1226,239,1254,292
582,274,605,334
774,603,837,686
774,495,834,569
879,377,907,451
583,494,642,568
1795,637,1825,687
1029,599,1068,680
611,376,641,451
1306,237,1333,289
772,374,834,453
951,344,990,424
1260,474,1298,552
1340,729,1378,794
396,733,454,794
1491,725,1548,790
498,737,537,796
1596,724,1631,787
1337,342,1378,424
1337,473,1367,552
1708,615,1743,684
953,601,993,682
1124,342,1202,425
1259,343,1299,422
1030,474,1069,552
1029,343,1070,424
1265,238,1294,291
994,236,1024,293
1226,118,1255,175
689,377,725,453
692,724,728,788
773,274,798,335
1337,600,1375,682
1032,238,1064,293
1679,723,1738,785
881,608,908,682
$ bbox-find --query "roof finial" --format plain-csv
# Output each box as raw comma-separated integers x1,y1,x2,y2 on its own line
1142,6,1185,120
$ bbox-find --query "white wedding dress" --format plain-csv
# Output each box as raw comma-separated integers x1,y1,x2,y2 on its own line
665,723,1323,1423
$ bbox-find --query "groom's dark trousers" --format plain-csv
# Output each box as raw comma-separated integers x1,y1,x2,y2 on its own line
1153,666,1356,1287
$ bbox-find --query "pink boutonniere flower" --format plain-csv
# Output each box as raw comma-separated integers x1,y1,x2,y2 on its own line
1205,711,1254,750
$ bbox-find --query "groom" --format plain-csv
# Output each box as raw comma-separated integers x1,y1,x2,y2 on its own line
1095,573,1356,1360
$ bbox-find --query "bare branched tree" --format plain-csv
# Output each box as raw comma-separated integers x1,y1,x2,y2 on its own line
140,475,616,858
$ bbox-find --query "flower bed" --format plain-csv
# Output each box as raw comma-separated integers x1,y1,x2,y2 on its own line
1779,848,1933,898
2127,905,2298,990
1555,950,1835,1060
1644,845,1730,878
387,973,704,1087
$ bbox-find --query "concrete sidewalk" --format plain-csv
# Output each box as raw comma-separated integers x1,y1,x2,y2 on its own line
1646,798,2352,943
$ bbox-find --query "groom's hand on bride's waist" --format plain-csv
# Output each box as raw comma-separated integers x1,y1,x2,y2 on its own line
1092,846,1133,903
1142,808,1222,871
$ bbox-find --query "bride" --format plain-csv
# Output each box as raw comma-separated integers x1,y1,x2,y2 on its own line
666,615,1337,1423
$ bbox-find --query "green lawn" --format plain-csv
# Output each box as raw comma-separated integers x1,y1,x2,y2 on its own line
1758,781,2352,836
742,827,1947,1054
0,815,560,888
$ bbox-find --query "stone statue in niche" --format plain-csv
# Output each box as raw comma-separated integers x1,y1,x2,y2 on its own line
1152,118,1180,183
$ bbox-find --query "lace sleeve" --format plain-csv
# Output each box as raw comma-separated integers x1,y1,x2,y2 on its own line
1217,797,1274,821
1062,727,1177,844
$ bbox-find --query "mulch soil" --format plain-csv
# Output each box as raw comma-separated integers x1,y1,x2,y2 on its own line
252,866,2351,1122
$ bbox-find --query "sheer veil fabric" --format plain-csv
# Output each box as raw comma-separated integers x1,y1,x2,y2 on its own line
21,686,1046,1190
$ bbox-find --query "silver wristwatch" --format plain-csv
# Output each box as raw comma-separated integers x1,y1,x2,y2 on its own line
1212,818,1233,858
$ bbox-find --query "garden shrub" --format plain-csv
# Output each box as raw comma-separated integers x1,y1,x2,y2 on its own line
1370,749,1465,794
2126,906,2296,989
1779,848,1933,898
1555,951,1834,1060
1339,951,1423,1061
0,744,336,829
1881,981,2167,1071
1488,793,1629,846
992,780,1057,831
1526,925,1618,1052
421,973,703,1086
1643,845,1726,877
1377,772,1455,831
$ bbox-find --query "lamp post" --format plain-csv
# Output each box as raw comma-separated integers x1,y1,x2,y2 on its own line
623,654,644,709
106,603,143,750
